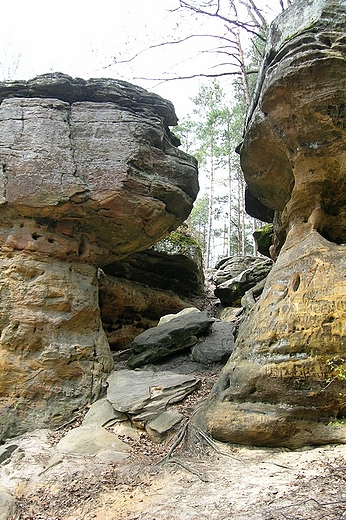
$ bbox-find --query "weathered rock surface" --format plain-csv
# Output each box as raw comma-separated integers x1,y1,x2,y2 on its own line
56,425,130,461
0,488,17,518
191,321,235,364
128,309,214,368
82,398,127,427
214,256,273,307
199,0,346,447
106,369,200,431
99,228,204,350
0,254,113,440
104,228,204,299
99,270,191,351
0,73,198,265
253,224,274,257
0,73,199,439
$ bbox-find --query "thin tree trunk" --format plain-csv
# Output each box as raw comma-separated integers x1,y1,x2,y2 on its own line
252,218,257,255
237,179,242,254
240,182,246,255
205,148,215,268
227,119,233,257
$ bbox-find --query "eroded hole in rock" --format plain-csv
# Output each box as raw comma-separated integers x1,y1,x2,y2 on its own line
320,35,333,47
290,273,301,292
31,232,42,241
318,227,346,244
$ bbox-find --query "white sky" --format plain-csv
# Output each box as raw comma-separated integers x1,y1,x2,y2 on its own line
1,0,282,120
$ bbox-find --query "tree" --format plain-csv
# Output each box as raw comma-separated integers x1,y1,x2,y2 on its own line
176,78,258,266
108,0,294,85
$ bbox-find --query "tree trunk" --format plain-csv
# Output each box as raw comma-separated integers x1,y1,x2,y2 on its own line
205,145,215,268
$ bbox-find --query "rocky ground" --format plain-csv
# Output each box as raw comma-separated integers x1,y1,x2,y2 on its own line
1,288,345,520
1,349,346,520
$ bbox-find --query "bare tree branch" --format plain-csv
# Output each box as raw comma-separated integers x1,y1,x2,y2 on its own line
132,70,259,87
101,32,248,72
177,0,266,40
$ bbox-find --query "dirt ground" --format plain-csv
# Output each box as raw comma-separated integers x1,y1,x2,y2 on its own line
11,431,346,520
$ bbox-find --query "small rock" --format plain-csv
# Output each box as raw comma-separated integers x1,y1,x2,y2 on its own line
82,398,127,427
56,425,130,457
146,410,184,440
0,488,17,519
0,445,18,465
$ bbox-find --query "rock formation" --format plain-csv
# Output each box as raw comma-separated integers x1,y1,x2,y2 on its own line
0,73,198,439
99,228,204,350
198,0,346,447
128,308,214,368
214,256,273,307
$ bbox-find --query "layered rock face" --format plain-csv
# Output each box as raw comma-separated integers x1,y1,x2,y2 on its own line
0,73,198,439
200,0,346,447
100,229,204,351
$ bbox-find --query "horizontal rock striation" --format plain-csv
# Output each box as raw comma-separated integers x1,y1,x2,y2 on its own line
0,73,198,266
0,73,199,439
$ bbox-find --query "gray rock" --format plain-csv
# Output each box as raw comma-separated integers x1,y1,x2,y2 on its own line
128,309,214,368
82,398,127,427
0,74,199,266
106,369,199,426
146,410,184,440
0,444,18,465
103,228,205,300
214,256,258,286
191,321,235,364
214,258,273,307
158,307,200,325
56,425,130,458
0,488,17,519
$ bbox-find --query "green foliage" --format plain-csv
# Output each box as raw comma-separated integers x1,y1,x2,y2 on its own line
326,357,346,382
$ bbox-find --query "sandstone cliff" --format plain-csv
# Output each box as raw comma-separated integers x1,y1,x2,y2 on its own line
0,73,199,439
198,0,346,447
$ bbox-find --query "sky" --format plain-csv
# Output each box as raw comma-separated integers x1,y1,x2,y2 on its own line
0,0,283,120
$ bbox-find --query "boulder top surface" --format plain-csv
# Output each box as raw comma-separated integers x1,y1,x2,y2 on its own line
0,72,178,126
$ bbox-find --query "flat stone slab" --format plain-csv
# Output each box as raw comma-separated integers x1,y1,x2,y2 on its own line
147,409,184,435
128,309,214,367
107,369,200,417
82,398,127,427
56,425,130,458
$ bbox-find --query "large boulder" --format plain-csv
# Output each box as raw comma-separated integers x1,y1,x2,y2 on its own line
128,308,214,368
198,0,346,447
0,73,198,265
0,73,199,439
214,256,273,307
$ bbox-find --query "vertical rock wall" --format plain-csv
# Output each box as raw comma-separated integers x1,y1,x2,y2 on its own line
198,0,346,447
